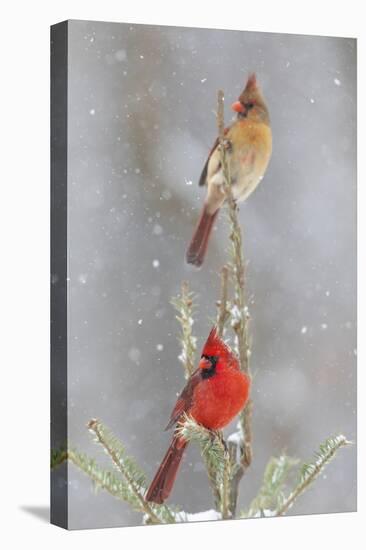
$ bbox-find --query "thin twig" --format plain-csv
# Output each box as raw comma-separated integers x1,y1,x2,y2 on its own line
216,265,230,337
204,433,227,513
217,90,225,141
204,456,222,511
228,400,253,514
226,200,250,373
221,447,232,519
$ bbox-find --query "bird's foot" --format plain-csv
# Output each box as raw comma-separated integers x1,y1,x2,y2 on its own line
219,138,232,153
211,430,228,453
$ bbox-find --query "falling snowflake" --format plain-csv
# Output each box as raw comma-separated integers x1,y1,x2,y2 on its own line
128,348,141,364
115,49,127,62
153,224,163,235
161,190,172,200
89,108,95,115
78,274,87,285
152,259,160,268
334,78,341,86
301,326,308,334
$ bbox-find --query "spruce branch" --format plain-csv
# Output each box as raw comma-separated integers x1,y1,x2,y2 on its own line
228,398,253,513
52,445,149,506
216,265,230,337
243,454,299,518
221,444,233,519
87,419,175,524
67,448,131,501
171,281,197,379
176,415,227,481
275,435,352,516
175,414,232,517
51,446,68,469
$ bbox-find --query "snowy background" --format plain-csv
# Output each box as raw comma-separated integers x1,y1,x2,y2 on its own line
64,20,356,528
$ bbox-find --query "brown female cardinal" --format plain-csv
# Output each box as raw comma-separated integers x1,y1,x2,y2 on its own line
186,74,272,267
145,327,250,504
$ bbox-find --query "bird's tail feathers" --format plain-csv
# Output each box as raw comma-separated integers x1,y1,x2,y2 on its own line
186,205,219,267
145,437,188,504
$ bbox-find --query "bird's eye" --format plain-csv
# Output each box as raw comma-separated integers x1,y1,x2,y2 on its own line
246,102,254,110
200,355,219,379
201,355,218,368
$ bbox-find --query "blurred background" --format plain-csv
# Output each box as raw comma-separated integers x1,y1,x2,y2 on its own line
64,20,356,528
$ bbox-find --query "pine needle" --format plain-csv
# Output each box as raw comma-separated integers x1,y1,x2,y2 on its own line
171,281,197,379
87,419,176,523
243,454,299,518
175,414,233,517
275,435,352,516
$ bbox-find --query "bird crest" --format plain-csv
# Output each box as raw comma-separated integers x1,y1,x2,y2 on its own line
202,326,238,367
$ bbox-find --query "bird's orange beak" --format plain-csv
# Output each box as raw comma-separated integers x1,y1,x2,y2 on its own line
199,356,212,370
231,101,245,113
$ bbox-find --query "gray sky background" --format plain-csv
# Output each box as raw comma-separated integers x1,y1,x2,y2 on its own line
63,20,356,529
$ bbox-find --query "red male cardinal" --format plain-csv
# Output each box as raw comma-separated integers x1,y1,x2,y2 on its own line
186,74,272,267
145,327,250,504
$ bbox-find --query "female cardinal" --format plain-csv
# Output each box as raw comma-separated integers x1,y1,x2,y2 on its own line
145,327,250,504
186,74,272,267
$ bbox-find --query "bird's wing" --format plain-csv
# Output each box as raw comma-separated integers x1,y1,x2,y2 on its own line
198,127,230,187
165,369,202,430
